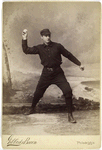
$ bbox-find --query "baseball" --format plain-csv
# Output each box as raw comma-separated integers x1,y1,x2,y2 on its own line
23,29,28,34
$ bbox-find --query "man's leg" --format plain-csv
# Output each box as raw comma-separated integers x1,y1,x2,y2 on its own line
24,71,51,115
31,79,50,108
52,69,76,123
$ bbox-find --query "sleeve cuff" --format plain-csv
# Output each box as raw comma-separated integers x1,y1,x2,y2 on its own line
22,39,27,44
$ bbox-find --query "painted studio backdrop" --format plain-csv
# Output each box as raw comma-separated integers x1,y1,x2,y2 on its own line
3,2,100,108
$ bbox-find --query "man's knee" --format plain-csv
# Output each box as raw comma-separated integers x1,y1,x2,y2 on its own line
64,89,72,98
34,90,44,99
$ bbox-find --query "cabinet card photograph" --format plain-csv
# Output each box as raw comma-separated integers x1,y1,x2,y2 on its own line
2,1,101,149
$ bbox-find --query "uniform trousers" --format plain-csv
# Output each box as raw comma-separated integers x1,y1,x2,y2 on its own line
31,66,73,113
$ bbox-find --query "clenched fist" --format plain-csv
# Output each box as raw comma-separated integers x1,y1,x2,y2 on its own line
22,29,28,40
79,65,84,71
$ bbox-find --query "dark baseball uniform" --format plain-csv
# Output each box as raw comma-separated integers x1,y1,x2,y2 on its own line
22,40,81,113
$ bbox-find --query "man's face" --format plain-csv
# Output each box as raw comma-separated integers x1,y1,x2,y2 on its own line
41,34,51,44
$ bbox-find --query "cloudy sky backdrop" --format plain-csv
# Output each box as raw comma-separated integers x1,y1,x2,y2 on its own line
3,2,101,73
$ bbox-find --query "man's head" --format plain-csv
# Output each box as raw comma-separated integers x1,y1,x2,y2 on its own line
40,29,51,45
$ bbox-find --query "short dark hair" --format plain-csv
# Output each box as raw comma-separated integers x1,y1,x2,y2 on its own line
40,29,51,36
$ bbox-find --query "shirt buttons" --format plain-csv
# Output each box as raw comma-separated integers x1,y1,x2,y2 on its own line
47,48,50,57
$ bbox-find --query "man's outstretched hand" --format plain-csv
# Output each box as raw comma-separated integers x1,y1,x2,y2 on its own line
79,65,84,71
22,29,28,40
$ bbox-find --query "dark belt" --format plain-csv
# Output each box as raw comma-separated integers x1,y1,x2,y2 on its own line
45,66,60,71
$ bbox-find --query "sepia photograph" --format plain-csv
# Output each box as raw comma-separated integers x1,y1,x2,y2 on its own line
2,1,101,149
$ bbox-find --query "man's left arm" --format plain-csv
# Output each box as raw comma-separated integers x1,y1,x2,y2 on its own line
59,44,84,71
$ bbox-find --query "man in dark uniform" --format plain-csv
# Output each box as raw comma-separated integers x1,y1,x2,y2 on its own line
22,29,84,123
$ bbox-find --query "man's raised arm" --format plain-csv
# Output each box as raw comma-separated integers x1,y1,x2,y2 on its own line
22,29,39,54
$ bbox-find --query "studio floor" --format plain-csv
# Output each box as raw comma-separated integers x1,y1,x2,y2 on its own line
2,110,100,135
